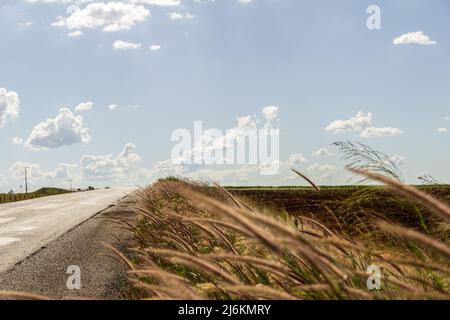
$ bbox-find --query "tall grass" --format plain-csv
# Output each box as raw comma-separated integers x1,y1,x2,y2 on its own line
126,171,449,300
0,171,448,300
333,141,404,182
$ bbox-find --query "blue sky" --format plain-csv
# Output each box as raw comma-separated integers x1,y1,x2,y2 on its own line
0,0,449,192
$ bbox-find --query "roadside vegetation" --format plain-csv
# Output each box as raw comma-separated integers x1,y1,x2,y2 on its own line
0,188,70,204
122,169,449,300
121,142,449,300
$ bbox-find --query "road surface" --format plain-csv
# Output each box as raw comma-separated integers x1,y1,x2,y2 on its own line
0,188,134,274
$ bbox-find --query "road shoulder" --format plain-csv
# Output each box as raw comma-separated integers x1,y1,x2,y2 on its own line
0,196,137,299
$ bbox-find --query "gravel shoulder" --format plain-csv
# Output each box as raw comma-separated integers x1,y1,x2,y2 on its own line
0,195,137,300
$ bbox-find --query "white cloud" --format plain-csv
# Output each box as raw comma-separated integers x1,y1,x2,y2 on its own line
130,0,180,5
25,108,91,150
26,0,95,3
302,163,337,183
169,12,195,20
325,111,372,134
307,163,336,172
391,154,405,166
312,148,332,157
52,2,150,32
393,31,437,46
9,161,44,181
45,163,78,180
262,105,279,129
150,44,161,51
437,127,448,133
113,40,142,50
75,101,94,112
360,126,403,138
326,111,403,138
68,30,83,37
8,161,79,185
12,137,24,145
284,154,308,167
27,0,180,5
81,143,141,180
108,104,118,111
0,87,20,128
19,21,35,27
141,106,288,184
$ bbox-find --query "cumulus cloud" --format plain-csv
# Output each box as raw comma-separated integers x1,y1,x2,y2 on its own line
25,108,91,150
312,148,332,157
130,0,181,5
19,21,35,27
113,40,142,50
325,111,372,134
141,106,295,185
45,163,78,180
169,12,195,20
304,163,337,183
12,137,24,145
284,153,308,168
68,30,83,37
5,144,142,189
9,161,44,180
0,87,20,128
393,31,437,45
262,105,279,129
7,161,79,189
27,0,181,5
81,143,141,180
437,127,448,133
360,126,403,138
150,44,161,51
325,111,402,138
75,101,94,112
307,163,336,172
26,0,95,3
52,2,150,32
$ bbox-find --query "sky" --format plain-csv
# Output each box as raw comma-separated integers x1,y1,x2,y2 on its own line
0,0,449,192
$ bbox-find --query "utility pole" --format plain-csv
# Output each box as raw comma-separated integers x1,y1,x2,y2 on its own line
24,167,29,194
69,180,72,192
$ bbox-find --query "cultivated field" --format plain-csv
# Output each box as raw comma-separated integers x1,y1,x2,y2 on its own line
228,186,450,238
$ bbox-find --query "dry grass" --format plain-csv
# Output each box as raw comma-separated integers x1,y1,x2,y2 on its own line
0,170,448,300
125,172,450,300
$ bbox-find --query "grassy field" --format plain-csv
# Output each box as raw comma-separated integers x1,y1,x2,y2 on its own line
121,173,450,300
0,188,70,204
